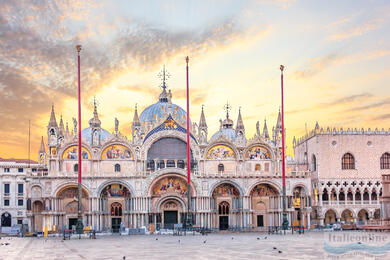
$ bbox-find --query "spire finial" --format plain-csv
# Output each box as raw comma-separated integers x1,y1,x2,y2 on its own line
223,101,232,119
158,65,170,91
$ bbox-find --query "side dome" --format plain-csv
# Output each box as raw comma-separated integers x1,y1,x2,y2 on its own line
139,102,188,124
81,127,112,144
210,128,236,142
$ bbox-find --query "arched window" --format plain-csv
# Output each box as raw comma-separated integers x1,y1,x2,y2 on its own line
114,164,121,172
380,153,390,169
74,164,78,173
218,202,229,215
311,154,317,171
342,153,355,169
157,160,165,169
1,213,11,227
177,160,185,169
166,160,175,168
111,202,122,216
218,163,224,173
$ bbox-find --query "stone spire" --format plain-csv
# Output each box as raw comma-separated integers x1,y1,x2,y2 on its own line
293,136,296,146
199,105,207,128
48,104,58,128
59,115,65,136
235,107,245,136
132,104,140,127
276,108,282,131
89,97,101,128
263,118,269,139
198,105,208,144
132,104,141,139
315,121,320,131
39,136,46,154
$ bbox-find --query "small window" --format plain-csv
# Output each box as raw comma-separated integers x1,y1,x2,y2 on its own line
157,160,165,169
4,183,10,194
342,153,355,169
18,184,23,194
166,160,175,168
177,160,185,169
114,164,121,172
4,199,10,206
4,168,10,173
147,160,155,170
18,199,23,206
380,153,390,169
17,219,23,225
18,168,23,173
32,168,37,172
74,164,78,173
311,154,317,171
218,163,224,172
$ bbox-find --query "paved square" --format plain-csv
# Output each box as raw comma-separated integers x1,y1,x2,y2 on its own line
0,232,389,260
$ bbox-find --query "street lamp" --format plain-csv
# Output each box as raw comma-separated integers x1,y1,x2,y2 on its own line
75,45,84,235
280,65,289,232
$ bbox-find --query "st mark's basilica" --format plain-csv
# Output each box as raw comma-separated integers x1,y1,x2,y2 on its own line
25,69,312,233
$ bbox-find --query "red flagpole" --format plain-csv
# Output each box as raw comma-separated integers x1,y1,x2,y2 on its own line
185,56,192,227
280,65,288,232
76,45,84,234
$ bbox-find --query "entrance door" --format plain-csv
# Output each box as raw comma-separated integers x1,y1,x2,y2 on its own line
257,215,264,227
112,218,121,233
219,216,229,230
164,210,178,229
68,218,77,230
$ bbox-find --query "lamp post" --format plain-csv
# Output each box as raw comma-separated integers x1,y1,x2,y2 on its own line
185,56,192,229
280,65,289,232
76,45,84,235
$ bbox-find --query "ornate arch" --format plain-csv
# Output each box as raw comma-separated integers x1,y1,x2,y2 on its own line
96,180,135,198
146,171,198,197
209,180,243,197
246,180,281,196
204,141,239,160
291,183,310,196
59,142,92,160
99,141,135,161
156,195,187,212
243,143,275,160
52,181,91,198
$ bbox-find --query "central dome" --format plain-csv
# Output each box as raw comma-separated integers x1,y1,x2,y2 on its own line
139,101,188,124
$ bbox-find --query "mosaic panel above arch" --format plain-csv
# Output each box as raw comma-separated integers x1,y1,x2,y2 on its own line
58,187,88,199
250,184,278,196
101,144,132,160
62,146,91,160
246,146,271,160
206,145,236,159
212,183,240,197
152,176,187,196
100,184,131,198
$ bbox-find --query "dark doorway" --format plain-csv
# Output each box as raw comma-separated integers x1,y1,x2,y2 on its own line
164,210,178,229
112,218,121,233
68,218,77,230
219,216,229,230
257,215,264,227
1,213,11,227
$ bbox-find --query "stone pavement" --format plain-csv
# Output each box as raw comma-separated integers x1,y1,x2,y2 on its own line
0,232,389,260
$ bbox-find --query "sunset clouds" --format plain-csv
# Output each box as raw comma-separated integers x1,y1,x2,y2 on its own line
0,0,389,158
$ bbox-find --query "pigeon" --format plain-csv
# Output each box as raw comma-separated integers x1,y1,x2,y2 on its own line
155,238,158,241
203,240,207,244
231,237,234,240
278,251,282,254
264,236,267,239
273,247,277,250
123,256,126,260
358,242,362,244
178,240,180,243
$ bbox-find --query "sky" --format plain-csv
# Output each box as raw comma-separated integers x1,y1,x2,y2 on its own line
0,0,389,160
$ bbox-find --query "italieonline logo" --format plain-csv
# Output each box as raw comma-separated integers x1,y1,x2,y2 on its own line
324,232,390,256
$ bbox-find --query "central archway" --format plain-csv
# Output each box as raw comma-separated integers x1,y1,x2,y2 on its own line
99,184,131,232
212,182,241,230
250,183,280,229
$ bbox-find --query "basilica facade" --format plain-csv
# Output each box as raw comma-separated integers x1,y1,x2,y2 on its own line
25,78,311,233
